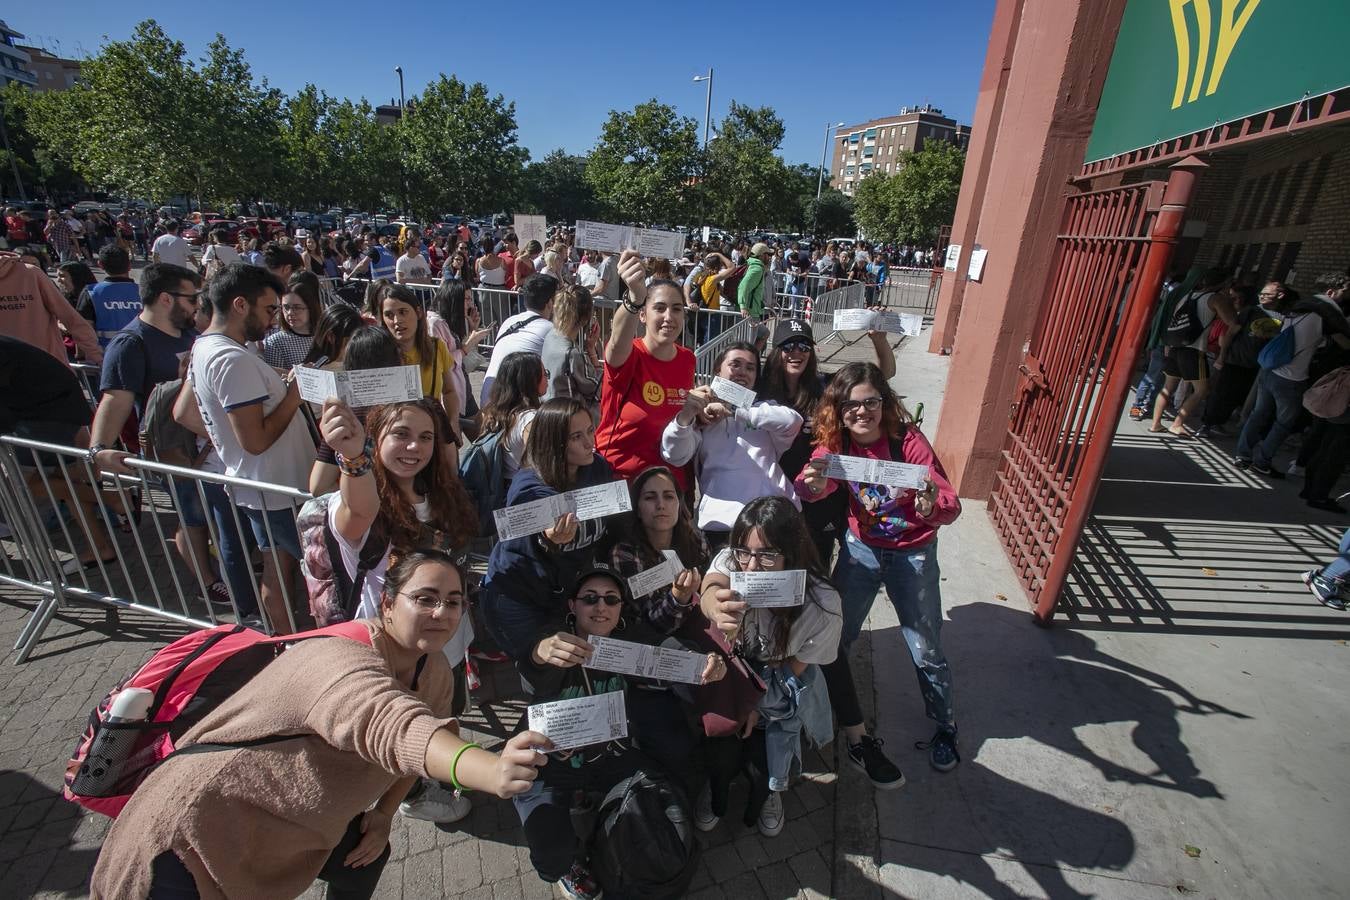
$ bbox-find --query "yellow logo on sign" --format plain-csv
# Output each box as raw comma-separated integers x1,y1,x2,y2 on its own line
1168,0,1261,109
642,381,665,406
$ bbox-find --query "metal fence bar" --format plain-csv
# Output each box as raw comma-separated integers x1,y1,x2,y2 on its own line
0,434,313,662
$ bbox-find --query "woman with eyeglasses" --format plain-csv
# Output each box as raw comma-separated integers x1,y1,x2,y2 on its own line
510,562,723,899
697,496,841,838
261,271,322,369
315,398,480,823
481,398,622,668
662,341,803,551
91,549,551,899
796,362,963,773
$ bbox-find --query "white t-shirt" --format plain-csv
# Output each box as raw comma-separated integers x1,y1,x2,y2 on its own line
502,408,537,477
190,332,314,509
332,499,475,667
480,311,555,404
152,233,192,268
577,261,600,289
1273,311,1326,382
202,244,240,266
396,252,432,283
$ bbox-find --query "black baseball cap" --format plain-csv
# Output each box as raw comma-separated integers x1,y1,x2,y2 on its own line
772,318,815,348
571,562,630,603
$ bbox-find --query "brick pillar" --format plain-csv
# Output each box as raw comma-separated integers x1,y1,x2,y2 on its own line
930,0,1129,499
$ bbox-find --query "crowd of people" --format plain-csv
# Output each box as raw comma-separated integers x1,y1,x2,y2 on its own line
0,230,962,899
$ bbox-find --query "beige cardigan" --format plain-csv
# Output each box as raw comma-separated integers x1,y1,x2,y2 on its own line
90,620,454,899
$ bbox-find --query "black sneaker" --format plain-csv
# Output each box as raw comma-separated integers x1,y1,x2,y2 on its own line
1231,456,1251,470
1251,462,1285,479
845,735,906,790
916,726,961,772
559,862,603,900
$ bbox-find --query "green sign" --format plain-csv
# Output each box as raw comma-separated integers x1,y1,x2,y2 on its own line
1086,0,1350,163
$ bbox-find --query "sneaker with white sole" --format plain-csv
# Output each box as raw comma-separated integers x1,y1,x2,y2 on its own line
1287,463,1306,477
845,735,906,790
1302,569,1347,611
398,780,471,823
757,791,785,838
558,862,602,900
694,784,719,832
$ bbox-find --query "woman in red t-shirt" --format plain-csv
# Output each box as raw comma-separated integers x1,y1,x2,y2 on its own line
594,251,696,489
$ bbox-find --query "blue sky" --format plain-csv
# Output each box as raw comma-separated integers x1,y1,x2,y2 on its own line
13,1,996,166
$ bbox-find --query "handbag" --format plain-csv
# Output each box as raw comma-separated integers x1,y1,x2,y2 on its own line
675,608,765,737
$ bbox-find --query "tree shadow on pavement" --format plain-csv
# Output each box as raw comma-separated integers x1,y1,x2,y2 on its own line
0,770,105,899
873,602,1247,898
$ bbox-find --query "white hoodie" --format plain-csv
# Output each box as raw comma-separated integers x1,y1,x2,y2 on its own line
661,400,803,532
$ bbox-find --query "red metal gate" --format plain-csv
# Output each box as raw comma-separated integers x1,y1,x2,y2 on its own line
989,159,1203,622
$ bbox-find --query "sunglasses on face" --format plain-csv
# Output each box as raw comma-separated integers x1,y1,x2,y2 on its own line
576,592,623,607
780,340,812,353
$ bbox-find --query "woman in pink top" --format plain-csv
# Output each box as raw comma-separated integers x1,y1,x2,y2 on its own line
796,362,963,772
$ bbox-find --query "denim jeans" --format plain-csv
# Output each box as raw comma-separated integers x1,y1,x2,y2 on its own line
203,483,259,617
241,505,302,558
1322,528,1350,584
1236,369,1307,467
831,531,954,725
1134,347,1167,410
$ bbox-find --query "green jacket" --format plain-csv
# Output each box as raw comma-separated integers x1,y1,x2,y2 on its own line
738,257,766,318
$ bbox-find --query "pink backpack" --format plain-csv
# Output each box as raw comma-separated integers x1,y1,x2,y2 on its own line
1303,366,1350,419
63,620,372,817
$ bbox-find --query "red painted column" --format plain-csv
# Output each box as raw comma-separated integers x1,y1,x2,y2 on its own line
930,0,1129,499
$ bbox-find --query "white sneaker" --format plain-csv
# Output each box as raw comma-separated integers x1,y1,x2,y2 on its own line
398,781,471,823
694,784,719,832
757,791,784,838
1287,463,1305,477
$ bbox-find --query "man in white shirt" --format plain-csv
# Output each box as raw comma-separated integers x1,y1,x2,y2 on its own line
190,263,313,634
576,251,601,289
396,229,432,284
480,273,558,404
151,225,195,270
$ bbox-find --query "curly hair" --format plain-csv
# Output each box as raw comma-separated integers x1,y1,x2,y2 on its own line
813,362,911,453
366,399,477,551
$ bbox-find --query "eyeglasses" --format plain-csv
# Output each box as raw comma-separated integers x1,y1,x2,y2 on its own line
168,291,203,303
400,591,465,613
576,592,623,607
779,340,813,353
1258,292,1281,300
730,547,784,567
840,397,883,415
282,304,308,312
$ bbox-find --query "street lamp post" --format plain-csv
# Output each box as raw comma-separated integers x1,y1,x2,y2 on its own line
813,121,844,237
692,69,713,232
394,65,409,219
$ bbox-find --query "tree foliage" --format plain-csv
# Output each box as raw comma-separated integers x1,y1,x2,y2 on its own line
804,189,856,237
399,75,526,220
0,82,81,198
852,142,965,244
586,100,699,225
522,150,600,223
703,103,794,232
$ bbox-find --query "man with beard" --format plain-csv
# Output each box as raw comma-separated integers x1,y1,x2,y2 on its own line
191,263,312,633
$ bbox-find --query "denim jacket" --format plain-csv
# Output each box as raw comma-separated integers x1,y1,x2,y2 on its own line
758,662,833,791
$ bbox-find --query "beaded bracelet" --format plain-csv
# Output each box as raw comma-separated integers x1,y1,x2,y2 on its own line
336,437,375,478
449,741,482,792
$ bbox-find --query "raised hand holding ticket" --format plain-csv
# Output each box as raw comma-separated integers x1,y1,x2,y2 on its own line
710,376,758,409
822,454,928,490
526,692,628,750
729,570,807,608
585,636,706,685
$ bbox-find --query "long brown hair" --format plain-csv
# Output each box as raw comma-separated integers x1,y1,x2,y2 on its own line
381,284,435,364
523,397,589,491
628,466,709,572
813,362,911,453
367,400,477,550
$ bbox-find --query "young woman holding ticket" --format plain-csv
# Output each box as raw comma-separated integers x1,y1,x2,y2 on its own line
796,361,963,772
379,284,462,446
515,563,724,898
595,250,696,490
697,496,842,838
481,397,621,665
758,318,896,565
91,549,551,899
661,341,803,550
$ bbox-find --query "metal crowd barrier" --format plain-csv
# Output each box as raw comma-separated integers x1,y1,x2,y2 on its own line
0,435,312,662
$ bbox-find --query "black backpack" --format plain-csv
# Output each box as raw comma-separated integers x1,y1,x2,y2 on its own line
1162,290,1211,347
589,769,699,900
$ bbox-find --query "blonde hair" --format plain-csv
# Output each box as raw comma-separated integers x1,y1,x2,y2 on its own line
551,283,594,341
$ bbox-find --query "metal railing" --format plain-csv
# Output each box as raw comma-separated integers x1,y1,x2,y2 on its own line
0,435,311,662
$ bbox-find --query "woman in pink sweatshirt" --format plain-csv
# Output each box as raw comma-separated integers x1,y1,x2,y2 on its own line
795,362,963,772
91,549,550,899
0,252,102,366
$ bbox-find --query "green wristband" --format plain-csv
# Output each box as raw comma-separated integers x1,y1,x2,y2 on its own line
449,741,482,792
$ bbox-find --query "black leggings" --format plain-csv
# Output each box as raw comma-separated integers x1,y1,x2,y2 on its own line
702,730,771,826
147,815,390,899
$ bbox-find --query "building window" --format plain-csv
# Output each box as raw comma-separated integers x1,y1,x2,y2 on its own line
901,125,908,136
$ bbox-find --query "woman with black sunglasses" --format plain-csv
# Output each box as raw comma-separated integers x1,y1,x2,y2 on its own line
514,563,725,899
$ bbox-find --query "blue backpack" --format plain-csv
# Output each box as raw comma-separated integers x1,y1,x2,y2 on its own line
458,428,509,538
1257,315,1304,370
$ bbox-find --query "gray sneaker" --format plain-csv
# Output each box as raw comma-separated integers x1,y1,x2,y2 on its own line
757,791,784,838
694,784,719,832
1302,570,1347,611
399,780,471,822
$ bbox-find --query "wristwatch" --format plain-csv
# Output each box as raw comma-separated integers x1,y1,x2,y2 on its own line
87,443,110,464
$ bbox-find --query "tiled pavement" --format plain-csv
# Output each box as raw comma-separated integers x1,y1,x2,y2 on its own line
0,578,867,899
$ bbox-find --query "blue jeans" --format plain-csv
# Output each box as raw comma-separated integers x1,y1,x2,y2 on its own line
241,505,302,558
832,531,954,726
1236,370,1307,467
1322,528,1350,584
1134,347,1167,410
204,484,259,617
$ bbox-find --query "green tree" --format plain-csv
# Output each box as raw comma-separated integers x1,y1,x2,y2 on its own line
852,142,965,244
704,102,792,231
191,35,285,208
804,189,855,237
398,74,526,220
522,150,600,223
276,84,336,208
0,82,82,199
586,100,699,225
